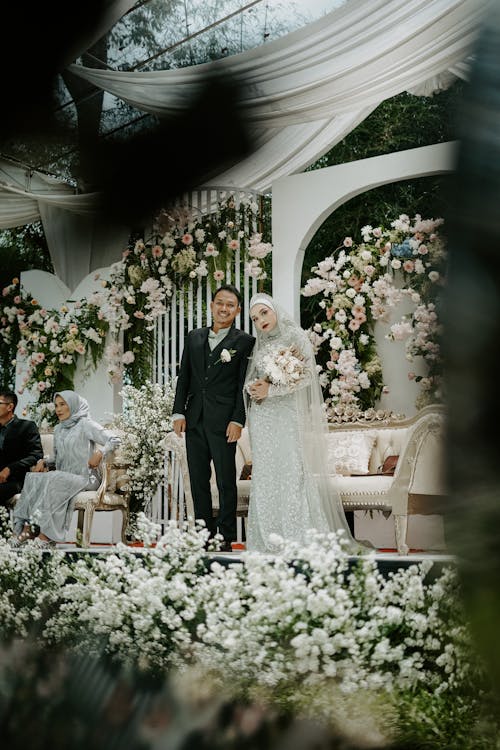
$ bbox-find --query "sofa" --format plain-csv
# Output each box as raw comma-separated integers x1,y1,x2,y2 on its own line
9,432,131,548
325,404,447,554
166,404,447,554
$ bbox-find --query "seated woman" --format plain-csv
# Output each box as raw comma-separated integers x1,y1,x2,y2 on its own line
11,390,120,549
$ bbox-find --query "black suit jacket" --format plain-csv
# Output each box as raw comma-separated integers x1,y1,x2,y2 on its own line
173,325,255,432
0,415,43,482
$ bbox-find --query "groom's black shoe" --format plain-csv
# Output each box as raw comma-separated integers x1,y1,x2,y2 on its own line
219,540,233,553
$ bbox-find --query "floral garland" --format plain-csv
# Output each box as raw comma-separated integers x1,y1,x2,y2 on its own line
94,195,271,385
302,214,446,421
1,278,108,426
0,195,272,425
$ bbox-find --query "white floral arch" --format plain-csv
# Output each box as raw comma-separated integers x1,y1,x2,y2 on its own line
271,141,457,321
270,140,456,416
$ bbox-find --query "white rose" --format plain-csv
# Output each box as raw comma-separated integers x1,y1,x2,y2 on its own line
220,348,231,363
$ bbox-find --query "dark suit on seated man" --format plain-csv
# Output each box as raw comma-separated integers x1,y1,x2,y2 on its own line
172,284,255,550
0,390,43,507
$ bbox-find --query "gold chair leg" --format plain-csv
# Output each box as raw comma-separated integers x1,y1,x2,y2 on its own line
120,507,129,544
76,509,85,548
82,505,95,549
395,514,409,556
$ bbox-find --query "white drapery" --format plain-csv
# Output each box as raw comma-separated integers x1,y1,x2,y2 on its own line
0,159,96,228
68,0,481,192
0,0,485,288
0,158,129,292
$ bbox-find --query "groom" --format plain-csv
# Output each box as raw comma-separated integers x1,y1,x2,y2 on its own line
172,284,255,551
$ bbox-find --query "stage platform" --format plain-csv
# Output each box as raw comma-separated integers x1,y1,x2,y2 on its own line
49,543,457,578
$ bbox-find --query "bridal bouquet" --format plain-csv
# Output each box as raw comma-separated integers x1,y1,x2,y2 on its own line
261,344,306,387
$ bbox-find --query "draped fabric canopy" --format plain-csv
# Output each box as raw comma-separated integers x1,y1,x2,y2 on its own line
70,0,476,125
0,157,129,291
0,159,101,229
68,0,481,192
0,0,486,288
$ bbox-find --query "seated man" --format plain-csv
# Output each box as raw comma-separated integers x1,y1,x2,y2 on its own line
0,390,43,509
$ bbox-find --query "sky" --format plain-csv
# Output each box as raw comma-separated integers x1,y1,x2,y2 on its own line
297,0,346,15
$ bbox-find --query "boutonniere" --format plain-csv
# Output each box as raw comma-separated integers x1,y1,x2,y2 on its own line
215,348,237,364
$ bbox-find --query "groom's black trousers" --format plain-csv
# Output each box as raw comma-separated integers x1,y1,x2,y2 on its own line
186,422,237,543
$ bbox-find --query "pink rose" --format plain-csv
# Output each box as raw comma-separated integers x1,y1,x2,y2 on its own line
182,233,193,245
326,305,335,321
122,350,135,365
152,245,163,258
213,270,225,281
403,260,415,272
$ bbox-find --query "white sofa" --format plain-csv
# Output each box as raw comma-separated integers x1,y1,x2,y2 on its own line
165,404,447,554
326,404,446,554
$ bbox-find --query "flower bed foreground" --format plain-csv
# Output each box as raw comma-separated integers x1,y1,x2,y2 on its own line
0,516,497,748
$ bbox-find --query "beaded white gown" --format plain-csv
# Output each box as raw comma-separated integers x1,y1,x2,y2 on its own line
246,327,340,553
244,292,357,555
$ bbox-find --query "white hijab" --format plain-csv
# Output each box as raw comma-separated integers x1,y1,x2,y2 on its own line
54,390,90,429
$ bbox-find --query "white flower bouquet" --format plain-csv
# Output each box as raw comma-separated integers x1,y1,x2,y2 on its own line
260,344,306,387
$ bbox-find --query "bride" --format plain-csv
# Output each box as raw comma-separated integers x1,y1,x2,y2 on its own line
244,293,358,554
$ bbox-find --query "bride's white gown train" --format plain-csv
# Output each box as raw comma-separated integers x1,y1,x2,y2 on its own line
245,321,355,554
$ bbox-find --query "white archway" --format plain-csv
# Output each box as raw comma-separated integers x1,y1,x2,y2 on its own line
271,140,458,320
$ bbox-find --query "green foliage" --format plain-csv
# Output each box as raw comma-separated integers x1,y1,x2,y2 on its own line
310,85,463,171
394,687,500,750
0,222,53,278
0,221,54,400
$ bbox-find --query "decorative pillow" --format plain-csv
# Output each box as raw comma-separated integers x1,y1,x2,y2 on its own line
327,432,376,476
239,461,252,480
380,454,399,475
